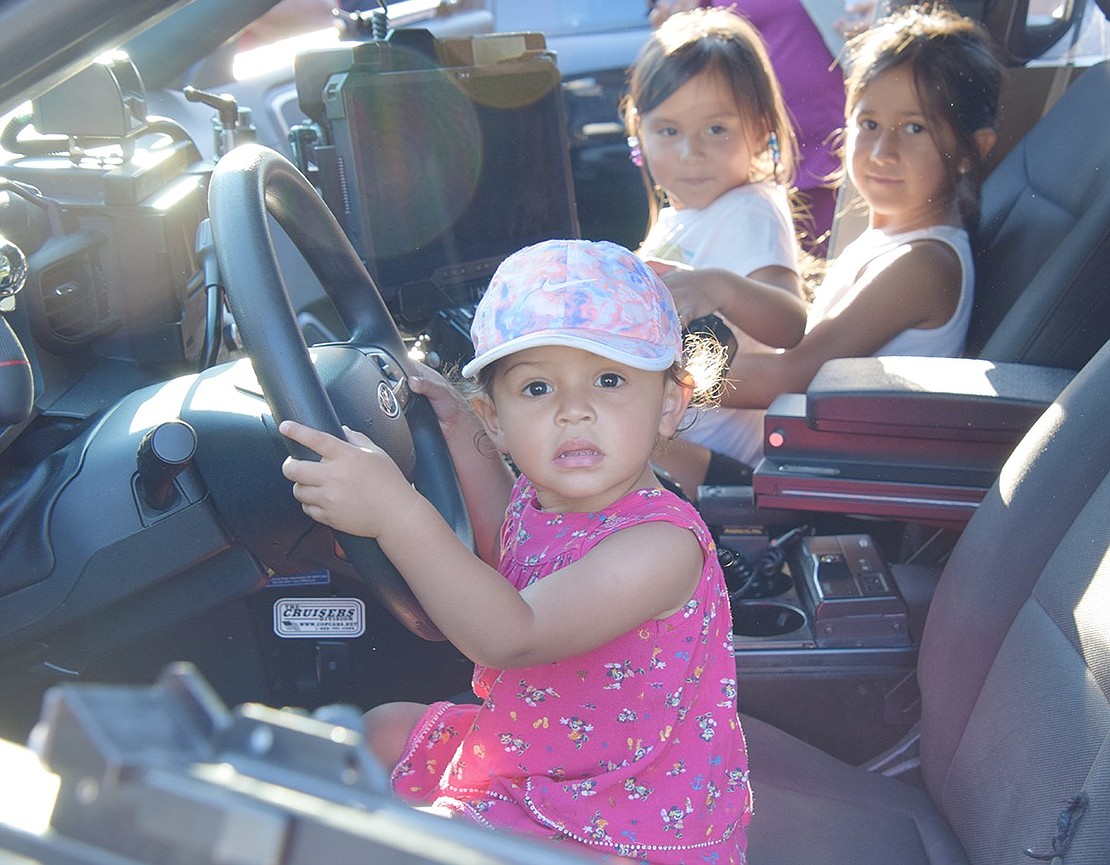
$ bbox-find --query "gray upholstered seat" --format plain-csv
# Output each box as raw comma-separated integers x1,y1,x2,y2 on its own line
744,336,1110,864
968,59,1110,371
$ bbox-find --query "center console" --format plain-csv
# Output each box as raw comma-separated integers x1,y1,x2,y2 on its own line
702,354,1073,759
753,356,1074,528
718,525,917,653
709,510,927,762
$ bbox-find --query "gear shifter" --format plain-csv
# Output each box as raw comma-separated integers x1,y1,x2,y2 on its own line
135,420,197,511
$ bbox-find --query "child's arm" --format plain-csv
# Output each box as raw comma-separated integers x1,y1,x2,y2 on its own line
719,239,963,408
648,258,807,349
407,368,514,567
280,422,703,669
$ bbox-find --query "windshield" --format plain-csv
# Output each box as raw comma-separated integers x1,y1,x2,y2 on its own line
492,0,648,36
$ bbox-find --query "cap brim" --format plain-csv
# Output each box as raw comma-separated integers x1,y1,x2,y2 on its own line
461,330,679,378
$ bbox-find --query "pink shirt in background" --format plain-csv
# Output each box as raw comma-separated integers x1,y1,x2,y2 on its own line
706,0,846,250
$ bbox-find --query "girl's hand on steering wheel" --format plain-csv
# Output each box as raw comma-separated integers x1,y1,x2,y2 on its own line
279,420,420,539
409,364,486,442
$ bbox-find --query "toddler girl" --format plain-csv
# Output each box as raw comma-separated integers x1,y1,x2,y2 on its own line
624,7,810,489
660,4,1005,491
280,239,750,864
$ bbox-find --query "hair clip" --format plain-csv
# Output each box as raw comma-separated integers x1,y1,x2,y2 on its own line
768,131,780,168
627,135,644,168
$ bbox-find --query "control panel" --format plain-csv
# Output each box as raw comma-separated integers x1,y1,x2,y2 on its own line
798,534,910,648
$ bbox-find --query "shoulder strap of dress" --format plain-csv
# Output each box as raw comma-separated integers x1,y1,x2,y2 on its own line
594,489,712,549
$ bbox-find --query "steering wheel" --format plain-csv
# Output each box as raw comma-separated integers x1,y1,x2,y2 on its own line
207,144,470,641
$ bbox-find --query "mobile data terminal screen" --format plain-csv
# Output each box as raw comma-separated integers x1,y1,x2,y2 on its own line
330,54,580,323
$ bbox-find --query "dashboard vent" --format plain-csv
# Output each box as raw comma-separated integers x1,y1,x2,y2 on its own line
39,258,118,346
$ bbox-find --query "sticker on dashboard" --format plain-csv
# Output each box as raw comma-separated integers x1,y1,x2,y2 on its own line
273,598,365,638
265,570,331,589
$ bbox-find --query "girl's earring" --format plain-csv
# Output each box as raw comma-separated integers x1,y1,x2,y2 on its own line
768,132,780,170
628,135,644,168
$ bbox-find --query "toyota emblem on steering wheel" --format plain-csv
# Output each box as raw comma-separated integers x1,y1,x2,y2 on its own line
377,380,400,419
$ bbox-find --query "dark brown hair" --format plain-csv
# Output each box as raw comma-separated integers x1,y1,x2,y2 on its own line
623,7,799,228
844,4,1005,225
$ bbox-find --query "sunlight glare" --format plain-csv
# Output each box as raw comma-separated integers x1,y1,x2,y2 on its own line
233,28,339,81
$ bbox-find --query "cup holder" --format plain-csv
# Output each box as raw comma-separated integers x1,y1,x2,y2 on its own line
732,600,807,637
755,569,793,598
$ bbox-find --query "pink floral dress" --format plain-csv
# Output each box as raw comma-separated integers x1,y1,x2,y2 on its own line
390,477,751,864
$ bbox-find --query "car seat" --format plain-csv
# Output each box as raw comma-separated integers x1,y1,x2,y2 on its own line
742,335,1110,863
966,57,1110,371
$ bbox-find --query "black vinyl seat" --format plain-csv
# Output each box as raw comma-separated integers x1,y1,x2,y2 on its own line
967,59,1110,371
743,336,1110,863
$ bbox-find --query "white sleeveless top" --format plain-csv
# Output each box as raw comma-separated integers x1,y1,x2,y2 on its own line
808,223,974,357
685,223,974,469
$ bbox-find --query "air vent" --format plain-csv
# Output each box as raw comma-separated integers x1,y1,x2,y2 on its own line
39,258,118,346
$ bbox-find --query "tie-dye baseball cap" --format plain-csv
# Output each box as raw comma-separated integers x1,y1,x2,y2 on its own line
461,239,683,378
